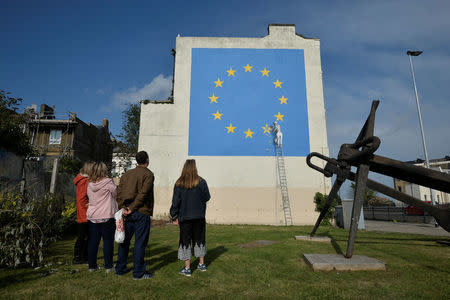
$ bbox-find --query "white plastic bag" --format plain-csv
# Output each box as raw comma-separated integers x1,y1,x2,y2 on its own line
114,208,125,243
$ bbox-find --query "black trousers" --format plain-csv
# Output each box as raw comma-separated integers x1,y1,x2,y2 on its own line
178,218,206,261
74,222,89,261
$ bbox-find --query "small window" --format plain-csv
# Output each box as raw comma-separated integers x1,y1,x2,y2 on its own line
424,195,427,201
398,186,402,192
49,130,62,145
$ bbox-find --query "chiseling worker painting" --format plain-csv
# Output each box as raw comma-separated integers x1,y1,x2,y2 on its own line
188,48,310,157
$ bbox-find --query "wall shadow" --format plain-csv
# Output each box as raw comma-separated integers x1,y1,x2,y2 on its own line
146,250,178,272
205,246,227,266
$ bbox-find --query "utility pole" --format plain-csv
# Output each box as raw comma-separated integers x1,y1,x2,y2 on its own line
407,50,437,226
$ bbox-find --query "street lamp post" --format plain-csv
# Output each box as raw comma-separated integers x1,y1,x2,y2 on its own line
406,50,437,214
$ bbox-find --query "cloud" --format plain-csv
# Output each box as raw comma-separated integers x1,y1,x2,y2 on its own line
107,74,173,110
196,0,450,194
325,73,450,161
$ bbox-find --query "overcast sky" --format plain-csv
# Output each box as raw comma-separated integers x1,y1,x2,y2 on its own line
2,0,449,173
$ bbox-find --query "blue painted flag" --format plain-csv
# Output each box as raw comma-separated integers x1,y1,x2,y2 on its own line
188,48,310,156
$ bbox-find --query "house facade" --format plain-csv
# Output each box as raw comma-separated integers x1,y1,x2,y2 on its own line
25,104,112,167
393,156,450,205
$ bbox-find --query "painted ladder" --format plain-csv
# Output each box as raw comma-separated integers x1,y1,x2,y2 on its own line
276,145,293,226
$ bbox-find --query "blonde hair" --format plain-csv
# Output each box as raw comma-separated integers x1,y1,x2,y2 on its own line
80,161,94,177
89,162,108,182
175,159,200,189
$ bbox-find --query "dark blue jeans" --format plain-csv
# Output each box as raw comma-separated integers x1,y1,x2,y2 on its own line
88,219,115,269
115,211,151,278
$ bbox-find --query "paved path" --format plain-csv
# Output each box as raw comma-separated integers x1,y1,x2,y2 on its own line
364,220,450,237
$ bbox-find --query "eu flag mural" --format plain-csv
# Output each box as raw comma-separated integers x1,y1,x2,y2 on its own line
188,48,310,156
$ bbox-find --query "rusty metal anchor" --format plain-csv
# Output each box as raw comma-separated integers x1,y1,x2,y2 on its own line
306,100,450,258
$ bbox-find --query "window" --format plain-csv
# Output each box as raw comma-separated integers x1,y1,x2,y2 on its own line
49,130,62,145
398,186,402,192
424,194,427,201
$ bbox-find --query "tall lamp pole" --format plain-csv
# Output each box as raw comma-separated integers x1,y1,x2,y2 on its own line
406,50,436,209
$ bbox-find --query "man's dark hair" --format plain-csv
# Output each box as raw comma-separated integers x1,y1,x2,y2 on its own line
136,151,149,165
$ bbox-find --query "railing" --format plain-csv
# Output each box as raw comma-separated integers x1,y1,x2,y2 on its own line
363,206,434,224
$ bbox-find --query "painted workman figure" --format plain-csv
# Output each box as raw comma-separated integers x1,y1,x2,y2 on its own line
273,121,283,147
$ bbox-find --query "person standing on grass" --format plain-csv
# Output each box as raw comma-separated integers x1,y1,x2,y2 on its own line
170,159,211,277
115,151,155,280
86,162,118,273
72,162,93,264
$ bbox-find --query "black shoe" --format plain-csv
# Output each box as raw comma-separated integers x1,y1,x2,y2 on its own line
72,258,84,265
133,272,154,280
115,268,131,276
179,267,192,277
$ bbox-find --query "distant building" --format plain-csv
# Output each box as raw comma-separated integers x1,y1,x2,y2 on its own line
24,104,112,166
393,156,450,205
111,140,136,178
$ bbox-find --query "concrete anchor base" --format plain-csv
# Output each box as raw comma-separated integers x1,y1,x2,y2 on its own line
295,235,331,242
303,254,386,271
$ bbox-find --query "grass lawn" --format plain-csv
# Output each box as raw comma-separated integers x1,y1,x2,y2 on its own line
1,223,449,299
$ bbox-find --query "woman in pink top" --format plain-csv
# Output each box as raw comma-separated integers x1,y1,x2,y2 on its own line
87,162,118,273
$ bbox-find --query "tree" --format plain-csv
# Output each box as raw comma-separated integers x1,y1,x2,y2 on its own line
0,90,32,155
117,103,140,154
367,196,395,206
313,192,341,225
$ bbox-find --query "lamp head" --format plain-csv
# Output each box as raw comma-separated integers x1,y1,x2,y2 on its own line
407,51,423,56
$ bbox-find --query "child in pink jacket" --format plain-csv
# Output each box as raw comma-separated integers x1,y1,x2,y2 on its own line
86,162,118,273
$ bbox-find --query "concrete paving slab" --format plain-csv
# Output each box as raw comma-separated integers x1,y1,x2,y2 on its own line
295,235,331,242
303,254,386,271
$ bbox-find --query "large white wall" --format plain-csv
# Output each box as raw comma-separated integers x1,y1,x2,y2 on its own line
139,24,330,224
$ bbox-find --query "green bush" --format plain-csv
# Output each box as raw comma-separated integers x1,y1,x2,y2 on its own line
0,192,76,268
59,155,82,175
313,192,341,225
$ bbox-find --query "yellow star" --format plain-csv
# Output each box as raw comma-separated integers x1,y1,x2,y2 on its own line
226,67,236,76
278,95,288,104
209,94,218,103
260,68,270,76
244,128,254,138
226,123,236,133
273,79,283,88
274,112,285,121
262,124,271,134
243,64,253,72
212,110,223,120
214,78,224,87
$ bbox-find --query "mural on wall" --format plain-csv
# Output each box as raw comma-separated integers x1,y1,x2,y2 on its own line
188,48,310,156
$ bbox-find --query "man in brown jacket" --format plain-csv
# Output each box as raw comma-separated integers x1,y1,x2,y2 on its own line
115,151,154,280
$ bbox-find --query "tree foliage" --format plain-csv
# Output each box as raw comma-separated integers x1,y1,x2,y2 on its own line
117,103,140,155
313,192,341,225
0,90,32,155
0,192,76,268
58,155,82,175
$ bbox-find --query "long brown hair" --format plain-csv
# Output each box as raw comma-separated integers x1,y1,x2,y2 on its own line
175,159,200,189
89,162,108,183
